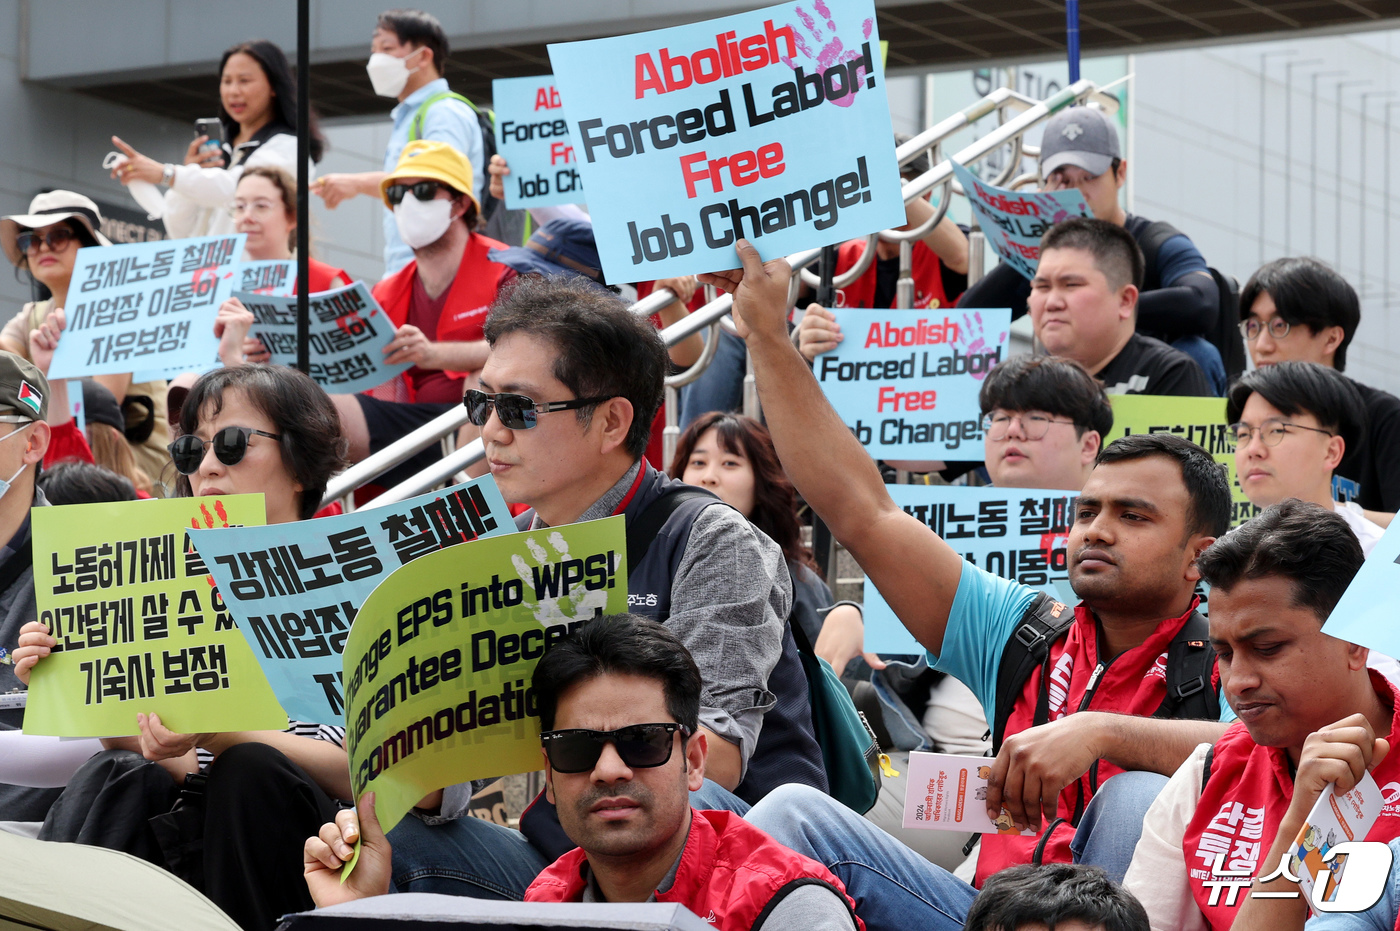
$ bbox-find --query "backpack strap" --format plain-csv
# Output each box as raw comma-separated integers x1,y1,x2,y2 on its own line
624,486,722,572
409,91,488,143
1153,610,1220,722
1135,219,1182,292
1201,743,1216,794
992,592,1075,753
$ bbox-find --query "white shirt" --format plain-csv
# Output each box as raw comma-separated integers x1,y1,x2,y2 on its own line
1335,500,1386,556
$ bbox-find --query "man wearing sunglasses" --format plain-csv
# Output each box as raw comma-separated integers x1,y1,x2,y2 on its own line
1238,257,1400,515
305,615,862,931
330,139,515,492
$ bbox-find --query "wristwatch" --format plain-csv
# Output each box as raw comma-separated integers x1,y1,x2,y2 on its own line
161,163,175,187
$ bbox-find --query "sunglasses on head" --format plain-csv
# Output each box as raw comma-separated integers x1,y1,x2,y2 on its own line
17,227,78,254
168,426,283,475
385,181,450,206
463,389,611,431
540,723,690,774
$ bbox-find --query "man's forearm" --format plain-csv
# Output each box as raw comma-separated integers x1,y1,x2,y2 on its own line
1229,811,1311,931
1095,713,1228,776
428,340,491,374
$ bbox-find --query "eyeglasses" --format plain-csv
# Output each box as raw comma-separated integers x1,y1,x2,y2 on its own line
228,199,280,218
385,181,449,206
1226,420,1334,450
981,411,1078,441
540,723,690,773
463,389,612,431
1240,317,1291,341
168,426,283,475
17,227,78,254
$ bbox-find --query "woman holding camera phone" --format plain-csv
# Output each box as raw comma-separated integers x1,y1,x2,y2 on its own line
109,39,325,240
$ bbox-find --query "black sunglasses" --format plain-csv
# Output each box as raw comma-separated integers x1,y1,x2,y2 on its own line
385,181,449,206
17,227,78,254
540,723,690,774
168,426,283,475
463,389,612,431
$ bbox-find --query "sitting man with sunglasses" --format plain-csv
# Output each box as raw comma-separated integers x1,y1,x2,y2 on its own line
329,138,515,493
306,615,862,931
371,273,825,898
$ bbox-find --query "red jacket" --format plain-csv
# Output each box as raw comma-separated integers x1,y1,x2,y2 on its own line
298,258,350,295
833,238,960,310
1183,671,1400,930
369,232,512,401
977,598,1217,885
526,808,864,931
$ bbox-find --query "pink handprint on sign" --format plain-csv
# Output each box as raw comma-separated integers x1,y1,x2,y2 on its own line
779,2,876,109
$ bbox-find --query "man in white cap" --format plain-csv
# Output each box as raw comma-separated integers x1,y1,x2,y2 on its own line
960,106,1227,394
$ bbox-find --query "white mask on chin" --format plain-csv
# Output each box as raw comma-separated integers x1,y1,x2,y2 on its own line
393,194,455,250
366,51,418,98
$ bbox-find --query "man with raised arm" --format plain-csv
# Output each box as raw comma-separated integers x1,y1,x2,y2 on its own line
696,240,1234,931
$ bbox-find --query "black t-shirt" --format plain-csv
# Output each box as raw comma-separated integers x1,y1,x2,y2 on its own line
1095,332,1212,397
1337,378,1400,511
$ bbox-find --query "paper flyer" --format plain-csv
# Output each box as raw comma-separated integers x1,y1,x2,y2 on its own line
1290,773,1384,909
902,751,1036,835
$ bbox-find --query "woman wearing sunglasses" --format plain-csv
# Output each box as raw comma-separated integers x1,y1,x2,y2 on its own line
0,191,173,492
12,363,350,929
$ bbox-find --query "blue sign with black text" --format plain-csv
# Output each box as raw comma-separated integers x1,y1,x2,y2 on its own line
815,307,1010,459
546,0,905,280
493,75,584,209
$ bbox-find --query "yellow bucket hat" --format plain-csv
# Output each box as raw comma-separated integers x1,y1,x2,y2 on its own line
380,139,478,210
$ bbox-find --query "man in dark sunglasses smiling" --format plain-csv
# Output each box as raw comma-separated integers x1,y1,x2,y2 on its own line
306,615,861,931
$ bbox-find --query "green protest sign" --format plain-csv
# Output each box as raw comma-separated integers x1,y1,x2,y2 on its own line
24,495,287,737
343,516,629,839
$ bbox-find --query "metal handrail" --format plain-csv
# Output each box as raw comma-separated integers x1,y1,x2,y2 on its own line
344,79,1107,509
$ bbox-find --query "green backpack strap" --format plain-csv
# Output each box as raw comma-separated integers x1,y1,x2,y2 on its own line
409,91,490,142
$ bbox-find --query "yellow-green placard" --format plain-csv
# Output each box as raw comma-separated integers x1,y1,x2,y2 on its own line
24,495,287,737
344,516,629,840
1109,395,1256,526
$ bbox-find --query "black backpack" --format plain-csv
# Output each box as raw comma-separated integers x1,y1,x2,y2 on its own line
1138,220,1247,381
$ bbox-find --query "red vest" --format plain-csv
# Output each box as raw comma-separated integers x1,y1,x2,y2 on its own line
370,232,512,399
296,258,349,294
526,808,865,931
975,598,1214,885
1182,672,1400,930
833,238,956,309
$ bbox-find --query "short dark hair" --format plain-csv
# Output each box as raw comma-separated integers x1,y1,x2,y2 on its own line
532,614,701,733
174,365,348,520
1096,433,1231,538
1040,217,1145,292
964,864,1149,931
1226,361,1367,458
484,276,666,459
38,461,137,505
1240,257,1360,371
979,355,1114,440
1197,499,1363,624
377,9,449,75
895,132,930,179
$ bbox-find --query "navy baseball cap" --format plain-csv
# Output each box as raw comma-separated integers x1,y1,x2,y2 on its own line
488,219,607,290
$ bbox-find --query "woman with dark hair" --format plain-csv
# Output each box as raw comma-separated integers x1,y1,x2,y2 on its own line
669,411,855,646
12,364,350,930
109,39,325,241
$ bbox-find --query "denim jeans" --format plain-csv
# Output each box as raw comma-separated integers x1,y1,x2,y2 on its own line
1171,334,1227,396
745,773,1168,931
386,778,749,898
679,328,748,429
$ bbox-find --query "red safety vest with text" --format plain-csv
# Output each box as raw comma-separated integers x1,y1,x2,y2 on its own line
833,238,957,309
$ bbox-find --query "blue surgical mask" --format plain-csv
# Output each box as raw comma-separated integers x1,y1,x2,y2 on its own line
0,425,32,503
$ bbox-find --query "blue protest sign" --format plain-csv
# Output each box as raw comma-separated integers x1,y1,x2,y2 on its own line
950,161,1089,280
814,308,1009,460
864,485,1076,654
235,260,296,296
189,476,516,724
493,75,583,210
235,282,410,394
66,380,84,434
546,0,905,281
1320,521,1400,660
49,235,245,380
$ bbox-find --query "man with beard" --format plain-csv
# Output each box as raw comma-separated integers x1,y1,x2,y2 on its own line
694,239,1236,931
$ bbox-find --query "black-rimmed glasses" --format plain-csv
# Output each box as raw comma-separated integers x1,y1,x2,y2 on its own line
463,389,612,431
540,723,690,773
168,426,283,474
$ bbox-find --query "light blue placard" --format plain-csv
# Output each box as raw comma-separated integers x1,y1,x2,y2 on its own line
189,476,516,724
494,75,584,210
950,161,1089,280
863,485,1077,655
66,380,84,435
235,260,296,296
234,281,411,394
546,0,906,281
1321,519,1400,659
815,307,1010,459
50,234,245,380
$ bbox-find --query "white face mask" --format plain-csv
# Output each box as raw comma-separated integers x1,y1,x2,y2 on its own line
0,425,31,504
394,193,454,250
366,50,419,98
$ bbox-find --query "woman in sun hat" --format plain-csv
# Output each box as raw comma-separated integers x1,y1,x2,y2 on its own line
0,190,172,492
